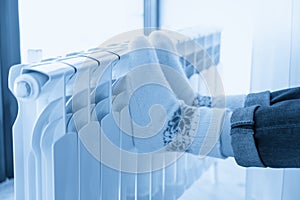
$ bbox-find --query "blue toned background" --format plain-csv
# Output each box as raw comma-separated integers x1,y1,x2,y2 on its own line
1,0,300,199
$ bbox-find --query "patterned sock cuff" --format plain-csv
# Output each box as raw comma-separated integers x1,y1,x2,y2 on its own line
189,107,226,158
164,102,200,152
192,94,212,107
163,102,225,159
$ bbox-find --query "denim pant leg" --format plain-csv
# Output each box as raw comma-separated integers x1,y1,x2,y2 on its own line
231,87,300,168
255,87,300,168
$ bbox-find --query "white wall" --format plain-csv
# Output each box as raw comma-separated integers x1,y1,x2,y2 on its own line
247,0,300,199
289,0,300,87
250,0,292,92
18,0,143,62
160,0,256,95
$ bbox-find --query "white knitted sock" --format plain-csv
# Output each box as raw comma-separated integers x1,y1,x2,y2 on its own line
149,31,196,106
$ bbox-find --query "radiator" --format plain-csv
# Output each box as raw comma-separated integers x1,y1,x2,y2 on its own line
9,29,221,200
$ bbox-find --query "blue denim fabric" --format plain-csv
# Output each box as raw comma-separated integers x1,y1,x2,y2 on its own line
231,87,300,168
231,105,265,167
254,87,300,168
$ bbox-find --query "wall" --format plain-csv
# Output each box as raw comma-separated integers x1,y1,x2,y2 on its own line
247,0,300,199
160,0,255,95
18,0,143,61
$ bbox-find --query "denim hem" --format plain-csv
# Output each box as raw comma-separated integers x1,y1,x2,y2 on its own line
230,90,271,167
231,105,265,167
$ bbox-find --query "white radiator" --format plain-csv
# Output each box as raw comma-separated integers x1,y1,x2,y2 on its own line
9,29,221,200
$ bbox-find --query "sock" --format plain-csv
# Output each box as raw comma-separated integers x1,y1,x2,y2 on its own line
164,102,226,158
220,110,234,157
212,94,246,111
149,31,196,106
111,35,181,153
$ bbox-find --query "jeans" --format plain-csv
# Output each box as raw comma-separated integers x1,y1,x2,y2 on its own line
231,87,300,168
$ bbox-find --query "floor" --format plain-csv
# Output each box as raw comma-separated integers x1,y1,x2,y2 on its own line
179,157,246,200
0,179,13,200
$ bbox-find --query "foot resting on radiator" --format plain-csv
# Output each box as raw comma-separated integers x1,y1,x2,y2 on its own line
106,31,245,158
